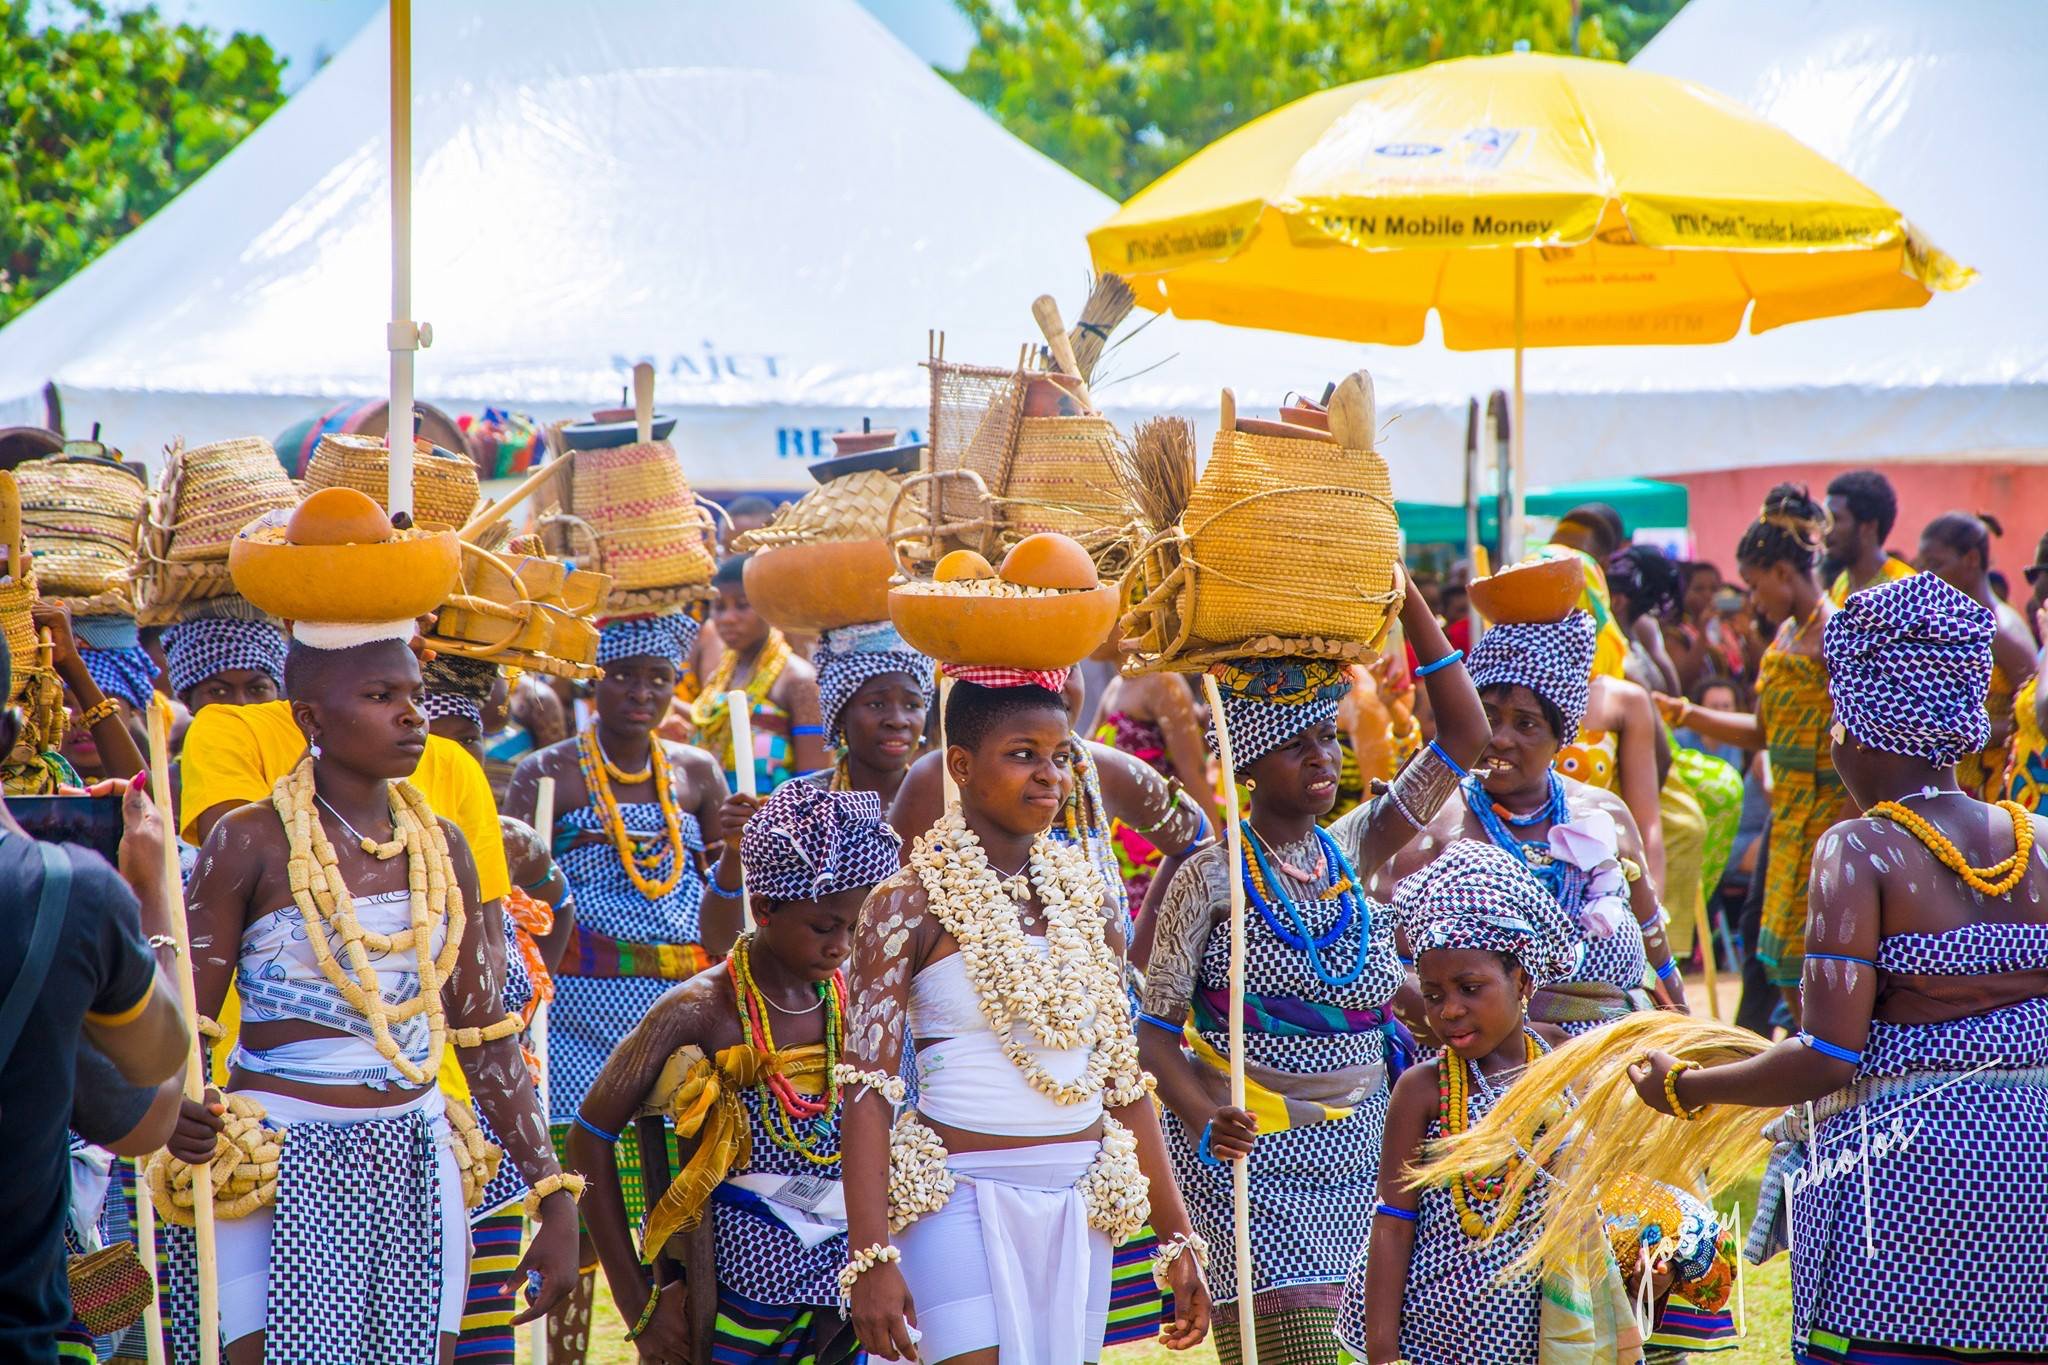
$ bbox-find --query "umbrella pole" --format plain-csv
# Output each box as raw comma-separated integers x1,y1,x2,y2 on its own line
386,0,417,522
1508,248,1528,562
1199,673,1257,1365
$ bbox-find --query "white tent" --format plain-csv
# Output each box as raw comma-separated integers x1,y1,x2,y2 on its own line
0,0,1479,492
1485,0,2046,484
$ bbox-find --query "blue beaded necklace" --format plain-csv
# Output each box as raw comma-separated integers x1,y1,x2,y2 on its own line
1239,821,1374,987
1462,772,1570,899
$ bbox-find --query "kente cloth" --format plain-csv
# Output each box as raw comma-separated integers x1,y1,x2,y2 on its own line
1956,659,2016,801
1147,835,1404,1304
546,803,706,1124
454,1209,524,1364
811,619,931,745
1827,554,1917,608
1213,1301,1344,1365
710,1286,859,1364
1745,921,2048,1357
1392,836,1582,986
940,661,1070,693
1104,1225,1175,1347
79,645,157,711
598,611,701,667
1095,711,1171,908
1604,1176,1738,1322
163,616,286,696
638,1042,838,1275
738,781,900,902
1824,573,1995,767
262,1107,446,1364
1465,610,1599,742
1335,1032,1556,1365
1206,657,1349,772
1755,629,1844,988
2008,676,2048,813
548,1119,680,1246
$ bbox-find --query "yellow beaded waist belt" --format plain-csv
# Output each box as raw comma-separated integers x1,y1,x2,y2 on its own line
561,925,710,981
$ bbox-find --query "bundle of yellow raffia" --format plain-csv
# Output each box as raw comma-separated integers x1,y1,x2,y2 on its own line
1410,1013,1774,1276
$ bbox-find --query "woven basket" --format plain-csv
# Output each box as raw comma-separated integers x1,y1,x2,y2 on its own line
67,1243,154,1337
304,432,480,528
136,437,302,624
15,457,145,601
1121,426,1402,670
554,440,716,592
1000,415,1138,571
920,354,1027,557
731,469,898,551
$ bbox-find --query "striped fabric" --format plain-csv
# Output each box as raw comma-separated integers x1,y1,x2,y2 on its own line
562,923,712,981
1104,1229,1174,1346
453,1210,525,1363
1800,1335,2048,1364
709,1285,859,1364
1193,984,1395,1037
1649,1301,1741,1356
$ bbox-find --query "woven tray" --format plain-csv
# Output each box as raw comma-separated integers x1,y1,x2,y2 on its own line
730,469,898,552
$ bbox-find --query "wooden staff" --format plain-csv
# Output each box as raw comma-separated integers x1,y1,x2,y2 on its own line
726,689,756,927
529,776,556,1365
135,1156,165,1365
1197,673,1257,1364
938,675,958,809
633,362,655,445
147,699,219,1364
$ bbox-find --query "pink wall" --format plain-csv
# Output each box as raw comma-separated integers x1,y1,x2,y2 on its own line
1669,461,2048,586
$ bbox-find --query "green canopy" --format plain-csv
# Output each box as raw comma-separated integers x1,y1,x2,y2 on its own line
1397,477,1689,548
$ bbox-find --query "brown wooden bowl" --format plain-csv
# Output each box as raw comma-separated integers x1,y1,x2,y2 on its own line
1467,554,1587,624
744,538,897,633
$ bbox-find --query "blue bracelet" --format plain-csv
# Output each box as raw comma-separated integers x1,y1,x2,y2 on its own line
710,868,744,897
1655,958,1681,982
1800,1031,1864,1066
1414,649,1464,678
575,1114,621,1145
792,724,825,737
1805,952,1877,968
1197,1122,1225,1168
1374,1202,1418,1222
1427,739,1467,777
1136,1011,1184,1037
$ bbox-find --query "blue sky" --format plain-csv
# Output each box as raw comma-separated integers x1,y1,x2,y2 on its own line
40,0,976,88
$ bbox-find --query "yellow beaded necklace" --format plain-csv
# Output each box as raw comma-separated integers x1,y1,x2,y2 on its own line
1443,1029,1542,1239
1869,798,2035,898
576,728,688,899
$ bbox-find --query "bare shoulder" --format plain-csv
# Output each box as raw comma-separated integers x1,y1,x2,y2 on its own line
647,964,735,1037
196,802,285,867
775,653,818,686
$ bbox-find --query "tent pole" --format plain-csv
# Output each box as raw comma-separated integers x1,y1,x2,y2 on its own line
387,0,417,522
1509,248,1527,561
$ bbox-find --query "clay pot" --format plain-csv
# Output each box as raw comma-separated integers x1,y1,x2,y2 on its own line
1021,373,1088,418
1468,554,1588,625
744,539,898,633
829,428,901,457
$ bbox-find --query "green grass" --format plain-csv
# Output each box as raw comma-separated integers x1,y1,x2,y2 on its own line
535,1216,1793,1364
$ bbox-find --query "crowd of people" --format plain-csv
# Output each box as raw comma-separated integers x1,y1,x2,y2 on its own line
9,447,2048,1365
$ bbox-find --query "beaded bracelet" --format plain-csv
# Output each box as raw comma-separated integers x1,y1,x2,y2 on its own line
624,1280,662,1341
451,1012,525,1048
1375,1202,1418,1222
1654,958,1681,983
78,696,120,728
1132,786,1193,838
833,1064,908,1106
837,1242,902,1295
1663,1059,1705,1121
1148,1229,1211,1292
523,1171,589,1221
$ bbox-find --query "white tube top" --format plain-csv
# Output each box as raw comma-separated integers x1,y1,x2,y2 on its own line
908,942,1104,1137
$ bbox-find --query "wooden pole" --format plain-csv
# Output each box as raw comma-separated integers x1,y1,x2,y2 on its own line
529,775,555,1365
135,1156,165,1365
1198,673,1257,1364
727,690,756,928
1694,895,1722,1020
633,363,655,446
148,699,219,1364
386,0,417,522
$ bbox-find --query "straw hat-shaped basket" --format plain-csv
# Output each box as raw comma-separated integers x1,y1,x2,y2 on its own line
136,436,302,625
545,437,717,600
1120,371,1402,672
15,456,147,614
304,432,481,528
734,465,904,633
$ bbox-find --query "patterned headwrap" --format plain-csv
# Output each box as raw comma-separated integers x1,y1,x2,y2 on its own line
74,615,157,710
163,617,287,698
1205,658,1349,772
739,782,902,902
597,612,701,669
813,620,934,744
420,691,483,729
1392,838,1583,987
1466,610,1598,743
941,663,1070,694
1824,573,1995,767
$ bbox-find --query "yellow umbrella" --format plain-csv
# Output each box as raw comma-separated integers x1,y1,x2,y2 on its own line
1088,51,1972,551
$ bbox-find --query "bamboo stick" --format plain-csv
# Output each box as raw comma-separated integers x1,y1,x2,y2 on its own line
457,454,576,542
634,363,655,446
148,699,218,1364
1198,673,1257,1364
727,690,756,928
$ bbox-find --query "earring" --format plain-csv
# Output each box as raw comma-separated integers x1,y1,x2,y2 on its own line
309,740,323,759
1243,777,1257,792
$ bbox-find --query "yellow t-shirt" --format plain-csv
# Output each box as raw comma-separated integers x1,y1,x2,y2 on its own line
1827,556,1915,606
183,700,509,1098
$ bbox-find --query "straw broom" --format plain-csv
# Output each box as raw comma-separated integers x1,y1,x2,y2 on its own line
148,697,220,1364
1198,672,1259,1364
1410,1013,1774,1278
1117,417,1197,534
1068,274,1135,382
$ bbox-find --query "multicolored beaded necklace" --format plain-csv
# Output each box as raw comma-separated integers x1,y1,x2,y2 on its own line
1442,1026,1543,1238
1239,821,1372,986
730,931,843,1166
